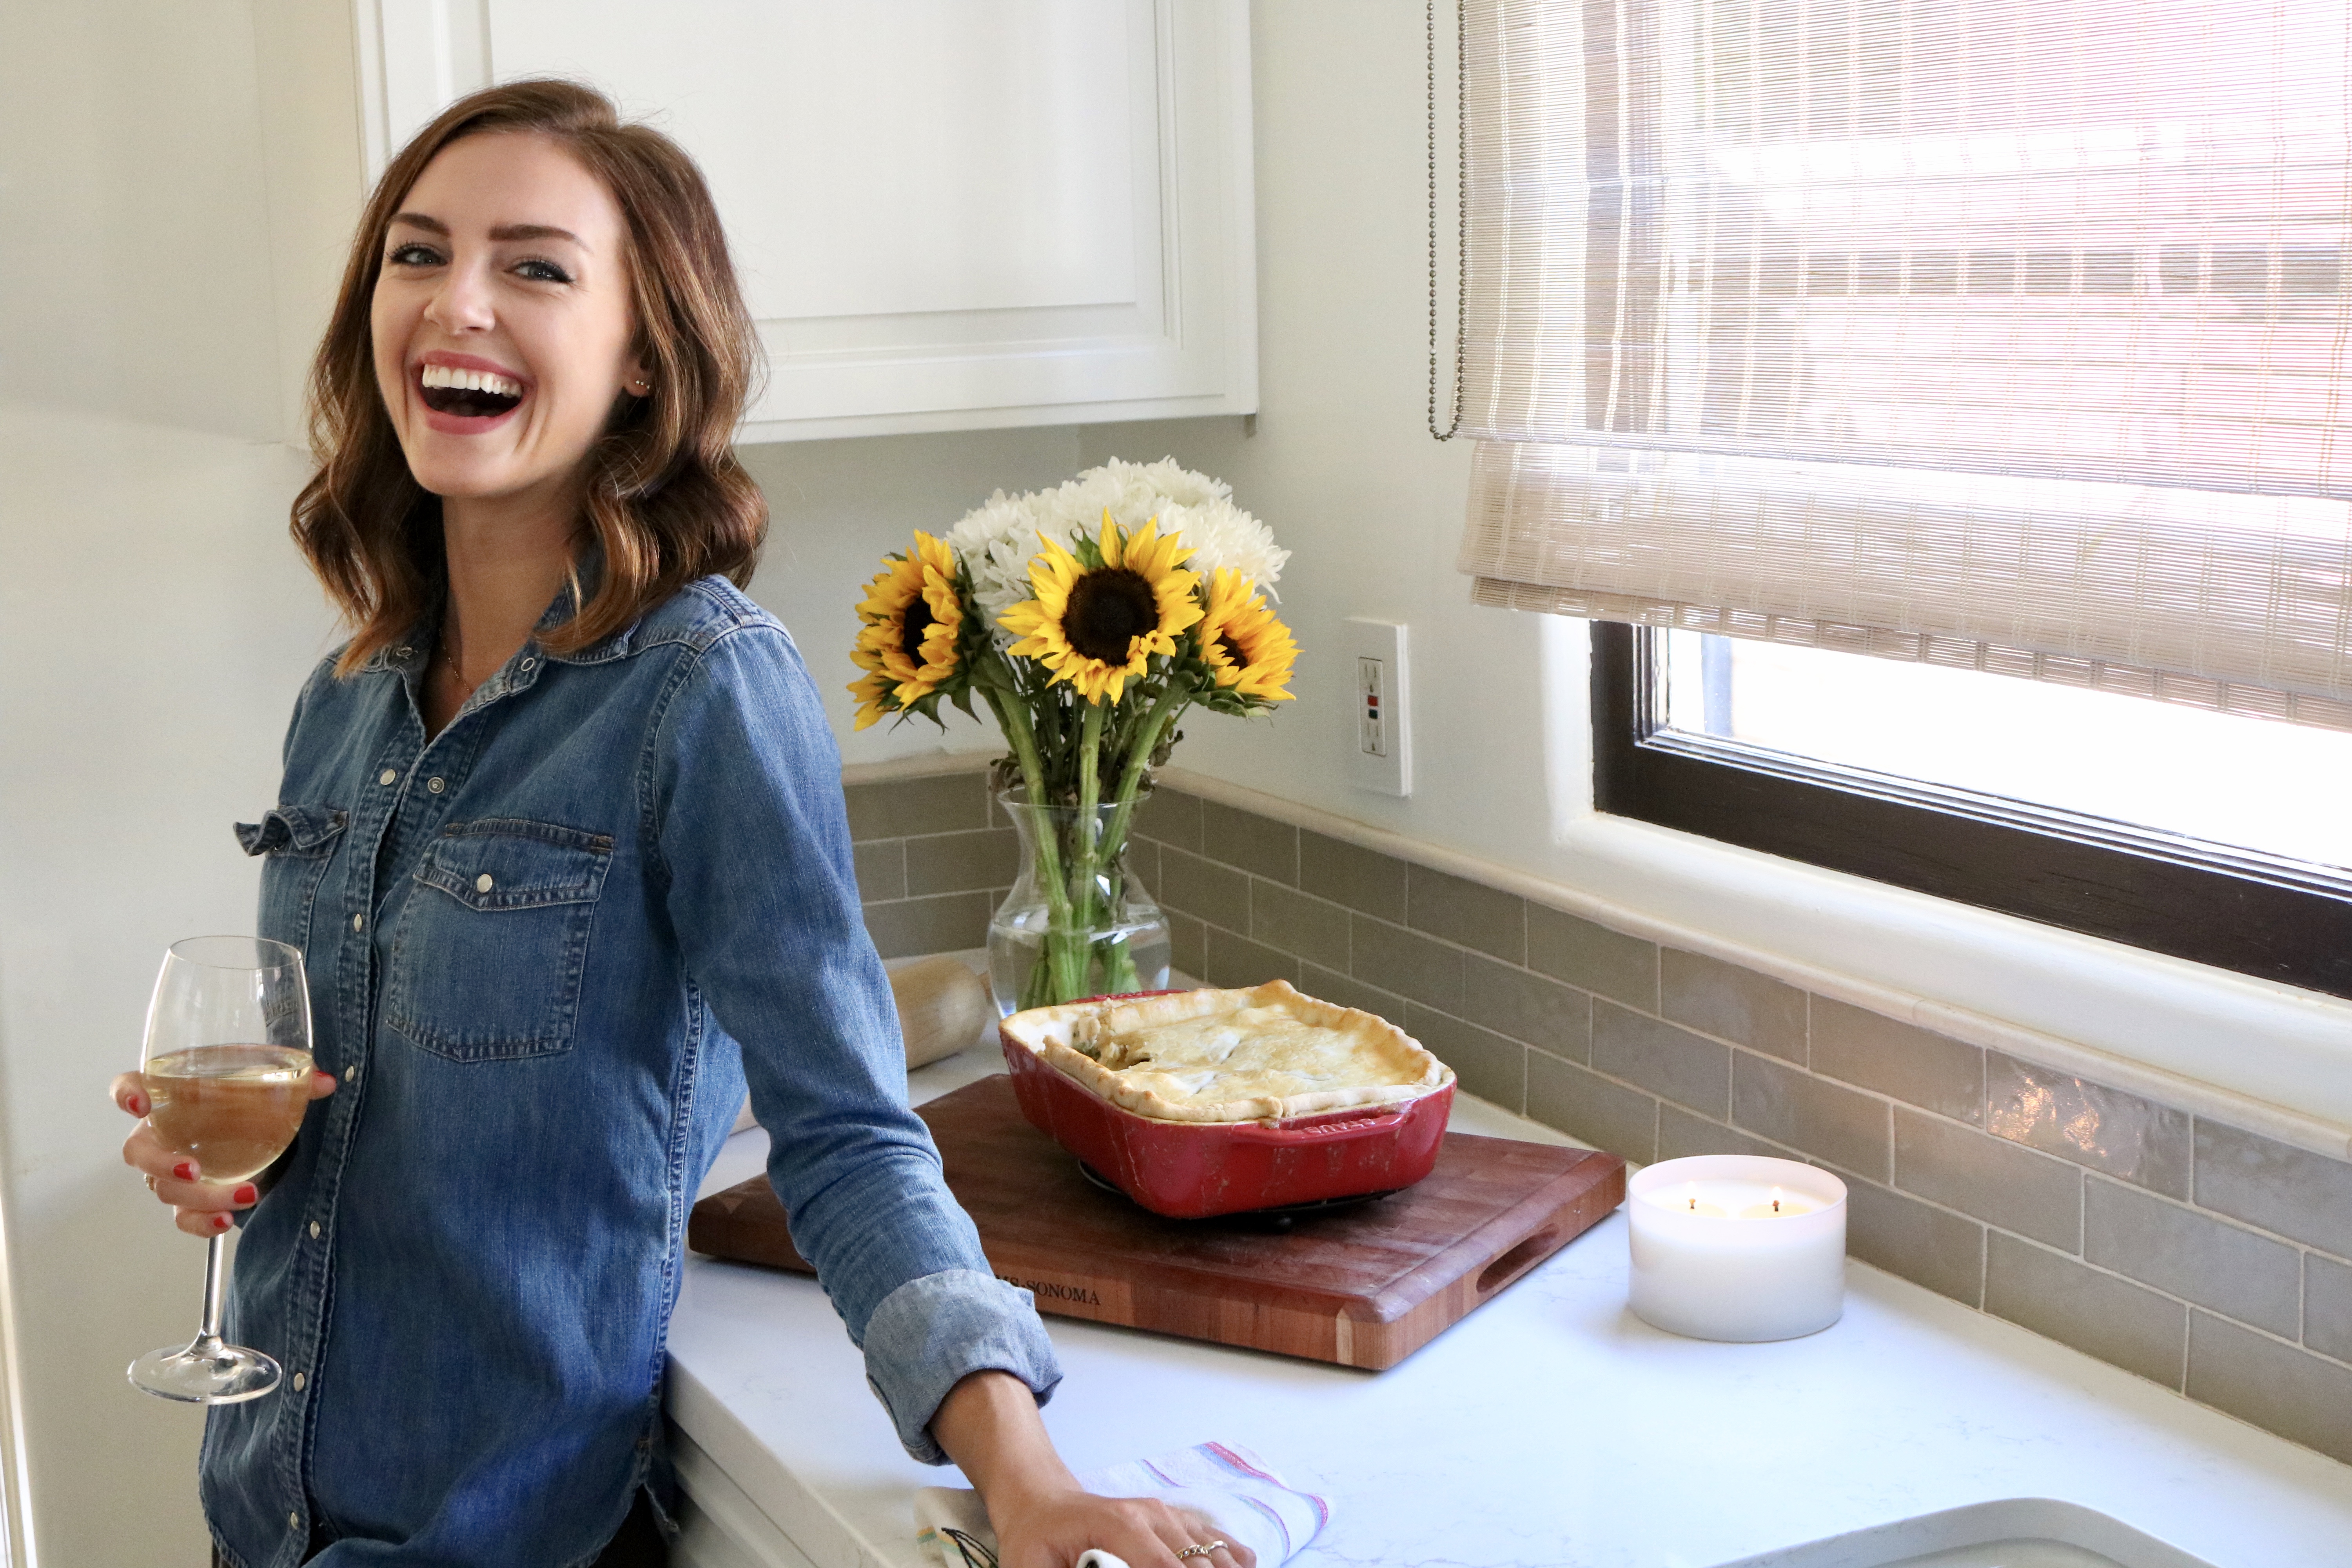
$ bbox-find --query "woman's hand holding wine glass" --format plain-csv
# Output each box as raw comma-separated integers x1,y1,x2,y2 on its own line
114,1064,338,1236
115,936,339,1403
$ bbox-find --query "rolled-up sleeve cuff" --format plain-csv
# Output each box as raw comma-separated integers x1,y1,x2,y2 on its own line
860,1268,1063,1465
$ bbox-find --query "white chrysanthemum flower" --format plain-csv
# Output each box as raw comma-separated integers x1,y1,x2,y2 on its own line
1152,496,1290,603
943,459,1287,634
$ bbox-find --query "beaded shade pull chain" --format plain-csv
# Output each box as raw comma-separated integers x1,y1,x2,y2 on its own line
1428,0,1467,441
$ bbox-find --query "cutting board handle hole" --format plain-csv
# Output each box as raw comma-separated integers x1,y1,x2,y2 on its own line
1476,1228,1560,1293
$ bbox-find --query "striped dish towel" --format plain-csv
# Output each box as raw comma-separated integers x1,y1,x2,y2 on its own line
915,1441,1330,1568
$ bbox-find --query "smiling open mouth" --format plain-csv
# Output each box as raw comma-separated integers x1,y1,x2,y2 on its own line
419,364,524,419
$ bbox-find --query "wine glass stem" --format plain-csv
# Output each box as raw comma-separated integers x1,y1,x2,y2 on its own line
199,1230,230,1344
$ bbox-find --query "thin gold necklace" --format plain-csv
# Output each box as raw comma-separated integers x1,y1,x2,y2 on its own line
439,627,478,699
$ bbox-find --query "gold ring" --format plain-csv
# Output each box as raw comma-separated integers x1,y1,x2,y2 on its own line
1176,1544,1227,1561
145,1174,157,1192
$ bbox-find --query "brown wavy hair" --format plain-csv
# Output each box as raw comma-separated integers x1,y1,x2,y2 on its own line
294,79,767,675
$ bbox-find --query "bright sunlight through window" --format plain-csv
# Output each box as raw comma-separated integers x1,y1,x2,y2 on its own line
1661,631,2352,875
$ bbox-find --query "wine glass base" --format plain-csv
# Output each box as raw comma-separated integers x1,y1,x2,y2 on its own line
128,1337,281,1405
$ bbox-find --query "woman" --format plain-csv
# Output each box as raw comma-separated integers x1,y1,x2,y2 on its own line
112,80,1250,1568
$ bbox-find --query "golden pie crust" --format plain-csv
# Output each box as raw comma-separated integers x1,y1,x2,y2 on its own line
1002,981,1454,1124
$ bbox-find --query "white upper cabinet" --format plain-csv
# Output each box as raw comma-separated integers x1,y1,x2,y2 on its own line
351,0,1257,441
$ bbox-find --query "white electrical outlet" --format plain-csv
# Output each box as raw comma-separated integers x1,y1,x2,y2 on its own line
1344,618,1411,796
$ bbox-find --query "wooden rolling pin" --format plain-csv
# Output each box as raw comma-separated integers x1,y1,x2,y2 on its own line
732,955,993,1132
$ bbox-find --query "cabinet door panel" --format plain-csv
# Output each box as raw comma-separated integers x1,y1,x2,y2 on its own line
352,0,1254,439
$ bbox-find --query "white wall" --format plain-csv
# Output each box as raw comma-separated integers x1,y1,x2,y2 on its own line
1079,0,2352,1130
0,4,359,1560
0,7,1058,1560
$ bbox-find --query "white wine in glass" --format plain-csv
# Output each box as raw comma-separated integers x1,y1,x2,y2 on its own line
128,936,314,1404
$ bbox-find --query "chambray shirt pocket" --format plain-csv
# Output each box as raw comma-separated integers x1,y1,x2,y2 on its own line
236,804,348,955
384,817,613,1062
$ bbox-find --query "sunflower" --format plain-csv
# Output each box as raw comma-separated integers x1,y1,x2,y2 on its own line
846,531,966,729
1195,567,1298,702
998,512,1203,704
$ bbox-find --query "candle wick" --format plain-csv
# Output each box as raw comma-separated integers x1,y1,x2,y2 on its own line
1688,1197,1696,1210
1773,1198,1780,1212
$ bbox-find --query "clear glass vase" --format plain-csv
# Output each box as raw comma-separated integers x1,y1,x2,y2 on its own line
987,791,1172,1016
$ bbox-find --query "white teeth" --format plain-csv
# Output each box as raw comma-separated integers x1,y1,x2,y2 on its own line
419,364,523,399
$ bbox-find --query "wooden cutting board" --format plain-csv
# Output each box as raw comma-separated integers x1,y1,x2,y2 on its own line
689,1075,1625,1370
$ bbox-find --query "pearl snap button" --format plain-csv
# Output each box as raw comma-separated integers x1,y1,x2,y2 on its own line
292,1372,306,1391
345,1063,361,1082
379,768,396,786
476,873,495,893
427,777,445,793
521,657,536,670
396,647,412,659
289,1512,299,1530
309,1221,321,1239
352,913,364,932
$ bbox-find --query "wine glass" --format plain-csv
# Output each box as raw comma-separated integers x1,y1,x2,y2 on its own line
127,935,314,1403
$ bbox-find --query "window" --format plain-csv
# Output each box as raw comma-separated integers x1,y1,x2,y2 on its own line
1445,0,2352,998
1593,622,2352,998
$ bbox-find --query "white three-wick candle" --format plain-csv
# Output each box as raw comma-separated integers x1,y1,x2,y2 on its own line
1627,1156,1847,1342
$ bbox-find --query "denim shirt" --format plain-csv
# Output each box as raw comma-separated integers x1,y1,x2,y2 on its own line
205,577,1059,1568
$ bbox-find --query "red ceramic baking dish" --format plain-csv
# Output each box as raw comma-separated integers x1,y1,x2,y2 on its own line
998,991,1454,1219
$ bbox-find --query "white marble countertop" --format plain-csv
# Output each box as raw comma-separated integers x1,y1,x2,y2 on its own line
669,1041,2352,1568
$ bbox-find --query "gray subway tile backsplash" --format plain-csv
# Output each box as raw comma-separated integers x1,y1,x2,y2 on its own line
1408,1005,1528,1116
1407,865,1527,965
2304,1253,2352,1365
852,838,906,904
1132,786,1203,854
1655,1103,1793,1165
1298,829,1408,923
1528,1051,1658,1163
1987,1232,2187,1390
2193,1120,2352,1259
1811,996,1985,1125
2188,1311,2352,1468
844,771,987,841
862,889,994,961
2083,1176,2302,1339
1845,1174,1988,1309
1202,926,1300,991
1592,1000,1732,1120
902,827,1018,897
1199,799,1298,885
1155,845,1250,935
1299,960,1407,1024
1249,880,1350,973
1526,903,1658,1010
1660,949,1808,1063
849,766,2352,1465
1167,910,1207,980
1985,1051,2192,1200
1459,953,1591,1062
1896,1107,2083,1252
1349,914,1466,1014
1733,1051,1892,1182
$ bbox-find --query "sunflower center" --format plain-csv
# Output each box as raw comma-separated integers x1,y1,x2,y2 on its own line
899,595,937,664
1064,568,1159,662
1216,632,1246,666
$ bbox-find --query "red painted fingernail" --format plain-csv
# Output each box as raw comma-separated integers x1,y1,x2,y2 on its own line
213,1214,231,1232
130,1096,149,1116
233,1185,258,1205
173,1162,197,1182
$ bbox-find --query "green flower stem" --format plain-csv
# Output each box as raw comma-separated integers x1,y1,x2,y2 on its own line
1102,682,1192,861
978,682,1070,920
1056,698,1110,1001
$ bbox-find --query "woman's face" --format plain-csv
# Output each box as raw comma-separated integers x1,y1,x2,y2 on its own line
370,132,645,512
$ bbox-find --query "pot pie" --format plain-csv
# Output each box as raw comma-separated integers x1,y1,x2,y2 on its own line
1008,980,1454,1124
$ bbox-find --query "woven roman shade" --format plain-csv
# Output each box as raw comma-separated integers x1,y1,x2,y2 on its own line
1454,0,2352,728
